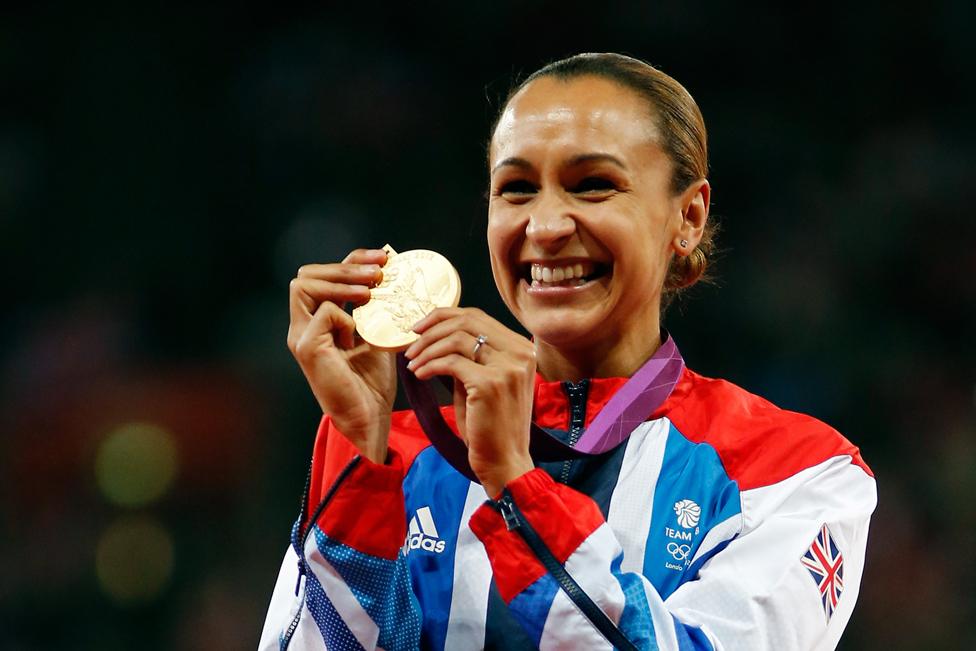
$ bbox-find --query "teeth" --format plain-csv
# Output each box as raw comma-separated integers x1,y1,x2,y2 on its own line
528,262,597,285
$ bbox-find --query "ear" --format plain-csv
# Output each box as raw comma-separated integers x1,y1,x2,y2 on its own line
673,178,710,256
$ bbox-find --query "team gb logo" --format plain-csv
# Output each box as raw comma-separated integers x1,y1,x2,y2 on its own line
673,499,701,529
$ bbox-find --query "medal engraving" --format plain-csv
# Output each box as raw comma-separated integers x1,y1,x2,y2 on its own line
353,245,461,350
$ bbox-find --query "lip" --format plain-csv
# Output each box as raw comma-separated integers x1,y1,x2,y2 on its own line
521,278,594,296
519,257,606,275
517,258,610,282
518,271,610,297
519,257,602,266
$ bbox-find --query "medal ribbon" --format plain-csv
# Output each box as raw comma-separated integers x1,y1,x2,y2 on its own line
396,333,685,483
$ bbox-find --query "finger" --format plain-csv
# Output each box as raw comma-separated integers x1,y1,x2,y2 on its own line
405,309,518,360
312,300,358,350
289,277,370,333
342,248,389,266
411,352,487,384
294,300,358,357
411,306,466,334
291,277,372,310
404,313,474,360
406,330,491,370
289,279,365,350
296,262,383,287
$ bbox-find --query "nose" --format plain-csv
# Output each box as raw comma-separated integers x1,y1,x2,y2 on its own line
525,209,576,250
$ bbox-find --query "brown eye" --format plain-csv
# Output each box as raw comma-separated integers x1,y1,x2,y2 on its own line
499,180,537,195
496,180,537,204
573,177,616,193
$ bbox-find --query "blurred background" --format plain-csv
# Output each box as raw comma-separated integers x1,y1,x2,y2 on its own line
1,2,973,649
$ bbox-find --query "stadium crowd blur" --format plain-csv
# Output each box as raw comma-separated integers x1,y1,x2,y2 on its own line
2,3,973,649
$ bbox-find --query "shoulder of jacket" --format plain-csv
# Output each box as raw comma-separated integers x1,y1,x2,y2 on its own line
666,368,873,490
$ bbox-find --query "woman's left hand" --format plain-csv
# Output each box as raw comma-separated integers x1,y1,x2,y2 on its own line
404,307,536,498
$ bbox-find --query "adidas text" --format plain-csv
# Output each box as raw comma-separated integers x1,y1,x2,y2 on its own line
405,506,446,554
407,534,446,554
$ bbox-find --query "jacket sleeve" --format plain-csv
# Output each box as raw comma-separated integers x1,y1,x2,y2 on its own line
258,417,422,651
469,455,876,651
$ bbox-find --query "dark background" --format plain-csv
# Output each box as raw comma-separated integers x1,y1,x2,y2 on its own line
2,2,974,649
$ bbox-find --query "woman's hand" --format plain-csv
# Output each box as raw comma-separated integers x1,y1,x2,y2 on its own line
404,308,536,497
287,248,397,464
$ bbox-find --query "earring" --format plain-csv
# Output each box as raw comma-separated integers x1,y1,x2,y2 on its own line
679,239,689,248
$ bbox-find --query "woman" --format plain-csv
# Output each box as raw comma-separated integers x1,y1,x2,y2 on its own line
259,53,876,651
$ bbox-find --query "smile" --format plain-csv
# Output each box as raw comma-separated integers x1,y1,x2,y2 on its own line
522,260,610,289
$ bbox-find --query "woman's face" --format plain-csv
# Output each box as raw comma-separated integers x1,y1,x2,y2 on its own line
487,75,700,353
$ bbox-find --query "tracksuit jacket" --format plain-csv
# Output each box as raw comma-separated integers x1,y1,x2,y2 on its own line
259,354,876,650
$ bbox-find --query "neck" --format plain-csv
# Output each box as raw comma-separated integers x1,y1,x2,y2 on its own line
535,326,663,382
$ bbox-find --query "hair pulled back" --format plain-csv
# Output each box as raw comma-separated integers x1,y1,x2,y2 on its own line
491,52,716,307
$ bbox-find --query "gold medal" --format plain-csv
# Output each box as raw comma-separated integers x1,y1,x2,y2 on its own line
353,244,461,350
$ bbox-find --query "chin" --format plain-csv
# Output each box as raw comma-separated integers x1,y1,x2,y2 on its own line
523,312,608,350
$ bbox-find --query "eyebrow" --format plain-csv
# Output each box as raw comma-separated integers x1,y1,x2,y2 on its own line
491,152,628,176
491,157,533,176
568,153,628,170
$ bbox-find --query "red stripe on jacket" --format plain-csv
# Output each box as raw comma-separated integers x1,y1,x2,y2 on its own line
656,368,873,490
469,469,605,603
304,410,434,559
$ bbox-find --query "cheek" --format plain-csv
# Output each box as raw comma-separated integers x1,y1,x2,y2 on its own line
606,215,671,290
485,218,514,299
485,222,503,274
486,211,519,270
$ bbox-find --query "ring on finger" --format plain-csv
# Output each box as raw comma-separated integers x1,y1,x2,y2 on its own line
472,334,488,361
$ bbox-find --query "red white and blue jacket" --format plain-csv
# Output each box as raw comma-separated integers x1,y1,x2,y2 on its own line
259,363,876,650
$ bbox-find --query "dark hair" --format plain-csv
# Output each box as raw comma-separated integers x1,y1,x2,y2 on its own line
490,52,717,304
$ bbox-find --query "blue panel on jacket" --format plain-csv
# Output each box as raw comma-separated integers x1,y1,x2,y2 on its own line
644,423,742,599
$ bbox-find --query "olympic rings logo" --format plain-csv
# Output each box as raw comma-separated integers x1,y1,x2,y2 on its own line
667,542,691,562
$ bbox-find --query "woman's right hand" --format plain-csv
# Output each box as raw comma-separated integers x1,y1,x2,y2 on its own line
287,248,396,464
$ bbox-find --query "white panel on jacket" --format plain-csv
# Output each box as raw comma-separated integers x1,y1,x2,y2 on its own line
664,455,877,651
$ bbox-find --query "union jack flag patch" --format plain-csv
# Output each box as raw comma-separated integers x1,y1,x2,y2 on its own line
802,523,845,622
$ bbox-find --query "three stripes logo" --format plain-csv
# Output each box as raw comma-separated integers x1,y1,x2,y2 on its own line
405,506,446,554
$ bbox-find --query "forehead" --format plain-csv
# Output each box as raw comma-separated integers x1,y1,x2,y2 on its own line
490,76,659,166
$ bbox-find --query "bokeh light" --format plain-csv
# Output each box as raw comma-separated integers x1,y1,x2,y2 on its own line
95,422,178,507
95,515,174,605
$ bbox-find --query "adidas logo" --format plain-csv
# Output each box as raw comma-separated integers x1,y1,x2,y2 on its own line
405,506,446,554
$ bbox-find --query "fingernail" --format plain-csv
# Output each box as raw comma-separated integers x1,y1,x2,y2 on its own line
406,358,416,370
362,264,379,273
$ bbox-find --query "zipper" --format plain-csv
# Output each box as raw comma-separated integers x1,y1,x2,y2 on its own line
559,379,590,484
492,490,638,651
297,457,315,543
291,456,315,597
281,456,363,650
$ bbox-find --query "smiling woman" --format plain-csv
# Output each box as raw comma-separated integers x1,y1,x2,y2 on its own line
260,53,876,651
487,71,710,382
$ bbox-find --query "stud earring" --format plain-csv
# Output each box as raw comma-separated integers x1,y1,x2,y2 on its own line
679,239,689,248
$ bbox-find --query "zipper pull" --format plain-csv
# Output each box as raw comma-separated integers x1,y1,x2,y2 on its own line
496,494,522,531
294,557,306,596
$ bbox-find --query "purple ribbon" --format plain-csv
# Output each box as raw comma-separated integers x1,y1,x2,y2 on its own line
396,334,684,483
